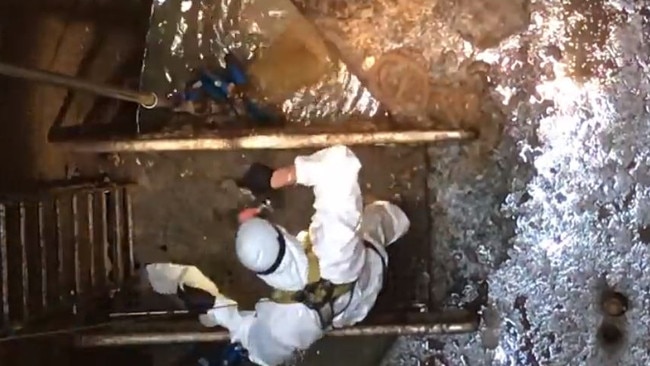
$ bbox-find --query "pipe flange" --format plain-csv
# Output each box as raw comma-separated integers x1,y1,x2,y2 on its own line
367,48,431,120
602,291,628,317
141,92,159,109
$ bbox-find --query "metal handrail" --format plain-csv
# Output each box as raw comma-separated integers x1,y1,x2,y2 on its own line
75,309,480,347
0,62,159,109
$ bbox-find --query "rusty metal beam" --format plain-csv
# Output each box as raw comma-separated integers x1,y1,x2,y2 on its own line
53,130,474,152
76,310,479,347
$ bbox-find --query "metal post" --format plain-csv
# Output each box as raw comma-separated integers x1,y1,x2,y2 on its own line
124,189,135,276
18,203,28,320
87,194,95,288
54,199,64,302
76,310,480,347
0,204,8,326
100,193,110,286
111,190,124,286
72,195,81,296
37,202,47,309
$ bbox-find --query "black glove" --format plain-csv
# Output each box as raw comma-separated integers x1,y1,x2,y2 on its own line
177,284,217,314
236,163,274,196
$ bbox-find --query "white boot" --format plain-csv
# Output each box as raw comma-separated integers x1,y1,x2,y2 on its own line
361,201,410,248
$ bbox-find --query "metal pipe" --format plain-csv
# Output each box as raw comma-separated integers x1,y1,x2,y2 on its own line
76,311,479,347
0,62,159,109
109,310,192,318
78,322,477,346
54,130,474,152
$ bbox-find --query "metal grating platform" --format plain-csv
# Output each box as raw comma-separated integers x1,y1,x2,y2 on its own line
0,183,135,338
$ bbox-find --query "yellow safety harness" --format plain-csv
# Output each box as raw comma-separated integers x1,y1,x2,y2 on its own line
270,231,355,328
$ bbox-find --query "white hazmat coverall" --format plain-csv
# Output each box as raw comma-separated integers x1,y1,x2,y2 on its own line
146,145,410,366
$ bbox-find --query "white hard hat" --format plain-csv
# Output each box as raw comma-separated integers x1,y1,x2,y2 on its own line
235,218,285,274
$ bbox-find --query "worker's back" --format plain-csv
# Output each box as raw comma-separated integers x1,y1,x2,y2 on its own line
146,146,409,366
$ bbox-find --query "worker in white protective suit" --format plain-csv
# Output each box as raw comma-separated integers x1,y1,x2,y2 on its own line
145,145,410,366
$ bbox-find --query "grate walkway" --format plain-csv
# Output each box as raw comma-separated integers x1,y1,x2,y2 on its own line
0,183,135,338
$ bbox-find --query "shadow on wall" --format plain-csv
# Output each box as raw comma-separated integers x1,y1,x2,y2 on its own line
0,9,39,192
0,0,151,192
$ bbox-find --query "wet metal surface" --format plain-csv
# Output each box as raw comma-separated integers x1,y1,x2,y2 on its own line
289,0,514,136
138,0,379,130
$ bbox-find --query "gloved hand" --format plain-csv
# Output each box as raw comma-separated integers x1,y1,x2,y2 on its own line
237,163,274,196
178,284,218,314
174,265,220,313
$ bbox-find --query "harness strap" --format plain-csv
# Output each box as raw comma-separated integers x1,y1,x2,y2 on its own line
270,230,392,329
270,230,356,327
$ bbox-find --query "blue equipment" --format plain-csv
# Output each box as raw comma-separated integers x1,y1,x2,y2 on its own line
172,52,275,124
195,342,251,366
